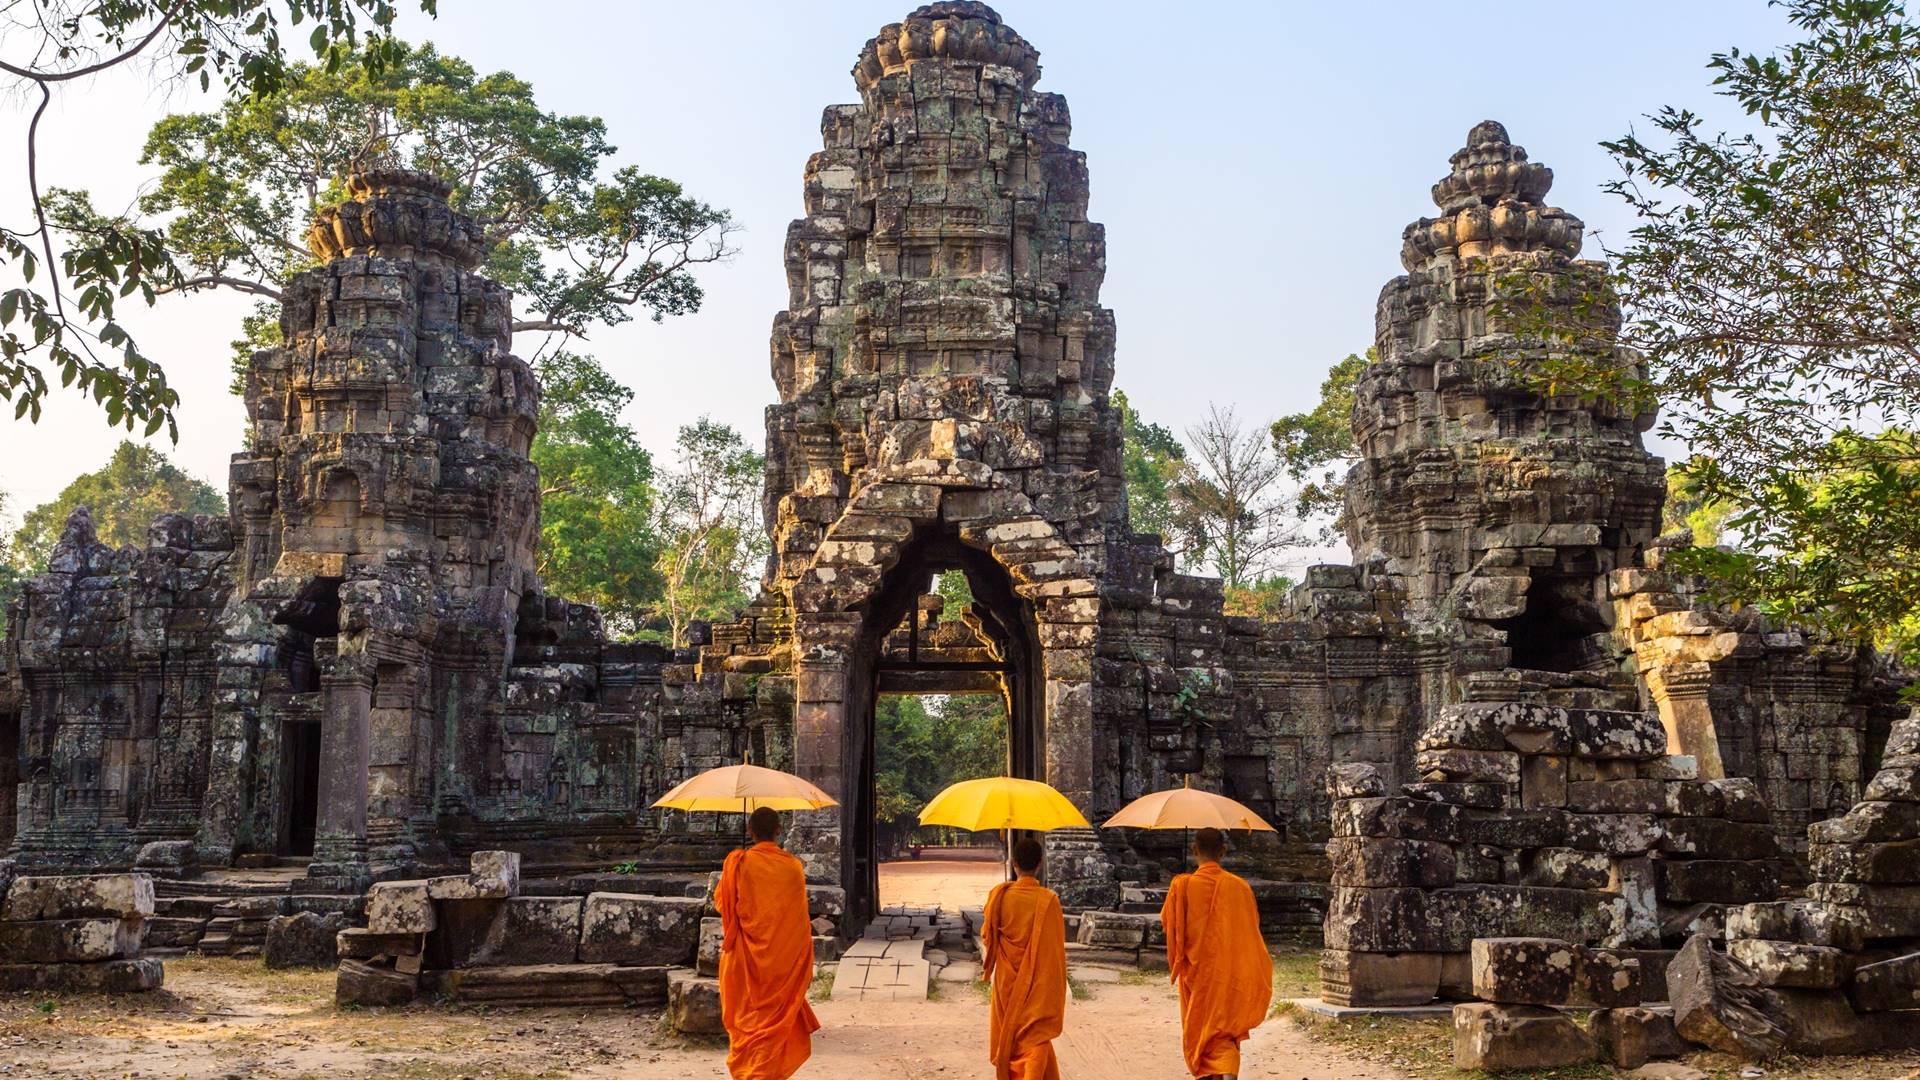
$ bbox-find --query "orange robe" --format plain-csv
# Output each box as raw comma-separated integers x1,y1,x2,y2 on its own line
717,841,821,1079
1161,863,1273,1077
980,878,1068,1080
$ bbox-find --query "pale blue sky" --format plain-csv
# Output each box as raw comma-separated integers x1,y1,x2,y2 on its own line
0,0,1788,564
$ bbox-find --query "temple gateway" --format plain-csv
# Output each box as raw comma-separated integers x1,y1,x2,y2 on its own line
1,1,1907,969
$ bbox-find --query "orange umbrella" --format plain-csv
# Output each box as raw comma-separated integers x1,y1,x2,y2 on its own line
1103,777,1275,832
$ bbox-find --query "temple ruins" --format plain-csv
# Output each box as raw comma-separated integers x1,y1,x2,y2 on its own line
3,2,1919,1051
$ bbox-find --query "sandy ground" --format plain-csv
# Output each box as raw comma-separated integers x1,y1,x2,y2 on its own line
876,848,1005,911
0,956,1402,1080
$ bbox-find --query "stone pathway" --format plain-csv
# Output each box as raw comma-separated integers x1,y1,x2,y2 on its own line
831,906,973,1002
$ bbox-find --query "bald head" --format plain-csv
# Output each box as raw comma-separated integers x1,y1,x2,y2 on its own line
749,806,782,842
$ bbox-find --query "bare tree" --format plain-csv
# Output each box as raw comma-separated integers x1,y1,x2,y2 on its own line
1173,404,1302,588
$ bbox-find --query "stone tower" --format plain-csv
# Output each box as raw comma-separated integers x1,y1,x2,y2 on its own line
221,170,543,888
1345,122,1666,680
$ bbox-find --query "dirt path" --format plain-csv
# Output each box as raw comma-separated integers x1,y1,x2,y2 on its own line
876,848,1004,911
0,957,1404,1080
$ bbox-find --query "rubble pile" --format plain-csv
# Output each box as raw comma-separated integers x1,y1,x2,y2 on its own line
0,872,163,993
1323,700,1785,1007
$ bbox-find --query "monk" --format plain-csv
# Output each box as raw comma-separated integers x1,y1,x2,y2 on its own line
1160,827,1274,1079
979,837,1068,1080
716,807,821,1079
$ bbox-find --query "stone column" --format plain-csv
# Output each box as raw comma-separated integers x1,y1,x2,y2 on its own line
309,655,374,890
790,652,848,885
1648,662,1726,779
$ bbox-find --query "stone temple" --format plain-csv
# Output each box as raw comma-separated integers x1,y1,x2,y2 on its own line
0,0,1909,954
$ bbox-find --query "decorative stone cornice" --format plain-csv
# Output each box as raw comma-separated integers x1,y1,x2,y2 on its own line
1400,121,1584,270
305,168,488,269
853,2,1040,91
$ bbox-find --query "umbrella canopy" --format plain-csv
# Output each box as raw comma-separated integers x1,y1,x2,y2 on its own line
1103,782,1276,832
918,776,1090,832
652,763,838,813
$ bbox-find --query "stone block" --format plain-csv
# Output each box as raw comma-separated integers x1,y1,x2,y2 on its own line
1470,937,1578,1005
1416,748,1520,785
1452,1002,1595,1070
1668,933,1788,1061
1567,780,1668,814
1318,949,1442,1007
264,911,347,969
1462,809,1568,849
1726,901,1866,951
366,881,435,934
428,850,522,900
1520,754,1568,809
1522,848,1611,890
667,969,725,1034
1571,710,1667,759
335,927,422,961
1727,939,1847,990
1590,1006,1689,1068
578,893,703,967
1578,949,1644,1007
0,918,143,963
133,840,200,878
1658,860,1780,904
1327,763,1384,800
1810,801,1920,844
2,874,154,920
1327,837,1455,888
1660,818,1778,860
1331,797,1461,842
1563,813,1660,855
468,897,581,967
807,885,846,919
1323,887,1443,952
1077,910,1149,948
699,916,723,976
1435,886,1625,950
1848,951,1920,1012
1811,840,1920,884
1404,782,1508,809
335,959,418,1007
0,957,163,994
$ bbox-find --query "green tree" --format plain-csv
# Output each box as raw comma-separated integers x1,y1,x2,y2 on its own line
1222,574,1297,621
1270,349,1370,543
1500,0,1920,657
1664,458,1740,549
53,42,735,391
2,0,433,437
653,419,765,647
0,492,24,638
12,442,225,568
1173,404,1301,589
1682,431,1920,664
872,692,1008,856
1114,389,1187,545
531,353,662,637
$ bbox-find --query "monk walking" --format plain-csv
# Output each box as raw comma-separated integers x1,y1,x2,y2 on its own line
1161,827,1273,1079
979,837,1068,1080
716,807,821,1079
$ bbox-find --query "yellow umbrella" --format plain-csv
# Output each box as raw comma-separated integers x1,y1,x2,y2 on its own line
1103,777,1276,832
918,776,1090,832
652,763,838,813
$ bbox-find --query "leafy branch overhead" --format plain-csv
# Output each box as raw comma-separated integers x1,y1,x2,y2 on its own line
77,41,736,388
1,0,439,436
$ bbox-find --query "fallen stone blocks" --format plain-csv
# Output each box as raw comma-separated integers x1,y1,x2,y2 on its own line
667,969,725,1034
1321,700,1787,1010
0,873,162,993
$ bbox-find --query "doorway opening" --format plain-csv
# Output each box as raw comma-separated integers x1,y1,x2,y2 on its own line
843,533,1044,921
0,708,18,851
282,720,323,856
873,687,1009,911
1490,571,1613,673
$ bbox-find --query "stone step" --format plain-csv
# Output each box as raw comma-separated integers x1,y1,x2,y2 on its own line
432,964,669,1008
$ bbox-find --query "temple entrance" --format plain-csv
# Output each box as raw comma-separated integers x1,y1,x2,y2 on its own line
843,536,1045,920
282,719,322,856
0,708,18,851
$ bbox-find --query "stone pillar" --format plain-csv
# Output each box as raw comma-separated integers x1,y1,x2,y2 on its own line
1648,662,1726,779
790,652,848,885
309,656,374,890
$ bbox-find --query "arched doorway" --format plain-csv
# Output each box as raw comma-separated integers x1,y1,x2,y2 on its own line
784,477,1103,922
842,530,1043,917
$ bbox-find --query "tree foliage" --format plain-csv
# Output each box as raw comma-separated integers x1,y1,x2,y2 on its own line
1222,574,1296,621
1664,458,1740,549
1114,389,1186,543
1682,431,1920,664
872,693,1008,856
530,353,662,637
1499,0,1920,657
1270,349,1370,543
11,441,224,568
1173,404,1302,589
653,418,765,647
2,0,434,436
58,41,737,387
0,492,22,637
